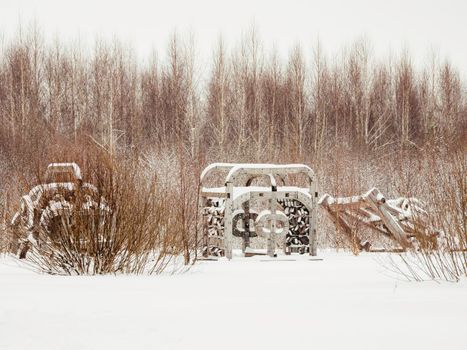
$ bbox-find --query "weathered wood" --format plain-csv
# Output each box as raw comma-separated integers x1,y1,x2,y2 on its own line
319,187,435,252
200,163,318,259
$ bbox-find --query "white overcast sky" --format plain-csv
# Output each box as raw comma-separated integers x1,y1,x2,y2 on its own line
0,0,466,77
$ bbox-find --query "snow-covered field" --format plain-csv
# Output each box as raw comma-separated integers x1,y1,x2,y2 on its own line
1,251,466,350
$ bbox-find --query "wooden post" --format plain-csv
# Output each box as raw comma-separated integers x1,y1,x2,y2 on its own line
310,181,318,256
241,200,251,253
267,199,276,257
224,181,234,259
201,198,209,257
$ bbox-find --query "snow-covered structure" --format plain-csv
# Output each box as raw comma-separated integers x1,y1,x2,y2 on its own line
11,163,107,258
200,163,319,259
319,187,437,251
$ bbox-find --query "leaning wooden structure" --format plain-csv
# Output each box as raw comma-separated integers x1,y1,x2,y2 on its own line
319,187,436,251
200,163,319,259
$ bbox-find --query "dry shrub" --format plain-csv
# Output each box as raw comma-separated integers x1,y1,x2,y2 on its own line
142,148,202,265
389,148,466,281
15,151,195,275
0,152,17,254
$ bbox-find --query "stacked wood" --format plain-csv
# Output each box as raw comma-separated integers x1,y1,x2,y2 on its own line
202,198,225,257
279,199,310,254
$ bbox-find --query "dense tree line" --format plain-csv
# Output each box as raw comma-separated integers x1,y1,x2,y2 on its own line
0,28,465,163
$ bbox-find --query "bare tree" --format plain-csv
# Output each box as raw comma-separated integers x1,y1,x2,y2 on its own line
286,44,307,160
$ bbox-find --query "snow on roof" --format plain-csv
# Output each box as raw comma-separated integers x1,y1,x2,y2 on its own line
201,185,311,200
225,164,315,184
201,163,315,186
46,163,82,181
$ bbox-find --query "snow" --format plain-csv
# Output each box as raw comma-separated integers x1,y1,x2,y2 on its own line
0,251,466,350
200,162,315,187
46,163,82,180
202,185,312,200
